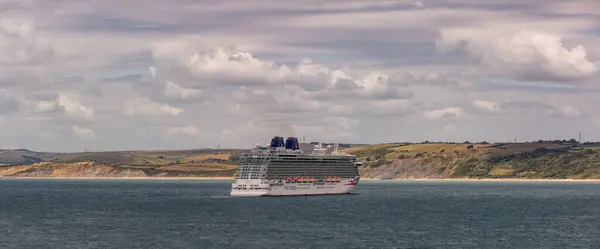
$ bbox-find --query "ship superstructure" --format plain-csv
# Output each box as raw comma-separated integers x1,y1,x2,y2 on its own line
230,136,361,196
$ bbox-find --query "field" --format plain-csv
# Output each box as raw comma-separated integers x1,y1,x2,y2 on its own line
342,141,600,180
0,149,244,178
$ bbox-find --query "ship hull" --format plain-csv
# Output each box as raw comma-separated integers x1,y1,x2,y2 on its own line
230,178,358,197
266,181,357,196
229,189,269,197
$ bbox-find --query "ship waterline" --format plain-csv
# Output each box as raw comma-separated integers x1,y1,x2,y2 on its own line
230,136,361,197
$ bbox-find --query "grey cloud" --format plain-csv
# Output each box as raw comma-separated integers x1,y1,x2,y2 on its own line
0,94,19,114
25,91,59,101
469,79,587,94
502,100,552,110
465,99,582,119
60,15,169,33
50,76,86,85
0,19,55,65
285,74,332,92
367,86,414,100
387,72,415,86
100,74,142,83
284,38,438,67
101,51,153,70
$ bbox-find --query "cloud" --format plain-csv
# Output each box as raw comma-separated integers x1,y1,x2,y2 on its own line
164,81,202,101
151,37,289,86
167,125,199,136
472,100,501,113
437,29,598,82
122,97,183,116
542,0,600,16
0,89,19,114
72,125,95,139
424,107,464,120
413,1,425,8
1,1,600,151
556,105,580,118
0,18,54,65
149,37,415,102
29,94,93,117
217,116,361,148
56,94,95,119
443,124,457,133
495,99,583,118
33,100,59,113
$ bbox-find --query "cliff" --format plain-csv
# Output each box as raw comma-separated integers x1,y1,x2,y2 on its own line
344,142,600,179
0,149,240,178
0,161,237,178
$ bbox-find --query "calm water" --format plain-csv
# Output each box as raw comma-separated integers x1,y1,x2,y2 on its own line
1,180,600,248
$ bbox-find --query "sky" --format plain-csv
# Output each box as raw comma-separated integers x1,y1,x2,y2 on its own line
0,0,599,151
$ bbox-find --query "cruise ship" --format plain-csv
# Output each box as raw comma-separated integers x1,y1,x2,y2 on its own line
230,136,361,197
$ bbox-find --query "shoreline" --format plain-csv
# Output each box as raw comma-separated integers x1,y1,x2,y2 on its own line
0,176,235,180
360,178,600,182
2,176,600,182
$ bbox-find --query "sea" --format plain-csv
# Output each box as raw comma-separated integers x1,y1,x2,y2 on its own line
1,179,599,249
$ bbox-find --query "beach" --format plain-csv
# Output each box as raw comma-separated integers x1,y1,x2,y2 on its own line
0,176,235,180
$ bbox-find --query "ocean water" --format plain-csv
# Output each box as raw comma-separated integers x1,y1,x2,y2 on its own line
1,180,600,249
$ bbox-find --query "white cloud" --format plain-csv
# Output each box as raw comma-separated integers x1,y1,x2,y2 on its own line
164,81,202,101
437,29,598,81
0,89,19,114
167,125,199,136
0,18,54,65
123,97,183,116
148,66,156,78
557,105,580,118
25,93,95,119
152,38,291,86
34,100,58,113
472,100,501,112
443,124,457,133
149,36,415,107
424,107,464,120
57,94,95,119
72,125,95,139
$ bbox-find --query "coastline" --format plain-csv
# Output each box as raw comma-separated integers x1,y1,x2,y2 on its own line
359,178,600,182
2,176,600,182
0,176,235,181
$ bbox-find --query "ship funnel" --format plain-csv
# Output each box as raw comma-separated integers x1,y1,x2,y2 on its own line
285,136,300,150
270,136,285,148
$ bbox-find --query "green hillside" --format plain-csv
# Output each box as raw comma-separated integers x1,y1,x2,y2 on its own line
342,142,600,179
0,149,244,178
